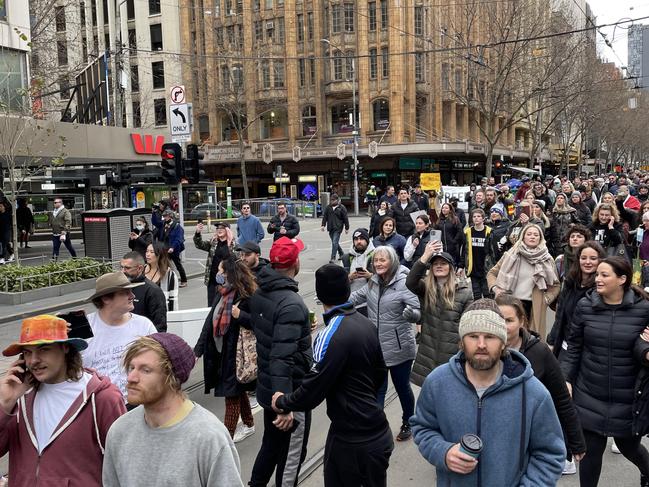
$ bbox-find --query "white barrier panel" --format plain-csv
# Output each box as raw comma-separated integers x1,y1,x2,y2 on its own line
167,307,211,348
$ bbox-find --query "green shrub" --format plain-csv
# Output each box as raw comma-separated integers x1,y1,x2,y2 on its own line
0,258,114,293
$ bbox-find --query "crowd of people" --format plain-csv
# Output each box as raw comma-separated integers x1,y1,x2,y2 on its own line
2,171,649,486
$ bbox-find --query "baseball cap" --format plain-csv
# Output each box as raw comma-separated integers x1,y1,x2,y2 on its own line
270,237,305,269
235,241,261,254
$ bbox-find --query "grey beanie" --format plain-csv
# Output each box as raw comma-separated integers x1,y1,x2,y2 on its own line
458,299,507,343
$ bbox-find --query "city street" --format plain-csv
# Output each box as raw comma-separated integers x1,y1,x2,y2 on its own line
0,215,645,485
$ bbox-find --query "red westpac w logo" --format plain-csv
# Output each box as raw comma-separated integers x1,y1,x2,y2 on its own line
131,134,166,155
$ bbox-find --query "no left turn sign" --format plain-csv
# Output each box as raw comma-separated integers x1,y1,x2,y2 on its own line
170,85,186,104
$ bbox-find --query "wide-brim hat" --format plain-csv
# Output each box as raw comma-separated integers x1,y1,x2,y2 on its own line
87,272,144,302
3,315,88,356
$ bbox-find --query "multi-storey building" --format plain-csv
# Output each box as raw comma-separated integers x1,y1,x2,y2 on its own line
30,0,183,127
628,24,649,88
0,0,31,113
181,0,545,200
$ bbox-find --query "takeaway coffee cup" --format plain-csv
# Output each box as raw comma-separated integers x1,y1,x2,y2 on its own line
459,433,483,459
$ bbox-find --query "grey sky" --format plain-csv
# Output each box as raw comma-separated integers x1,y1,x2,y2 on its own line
588,0,649,66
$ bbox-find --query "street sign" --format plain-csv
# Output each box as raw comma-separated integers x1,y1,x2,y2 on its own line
368,141,379,159
170,85,186,104
262,143,273,164
292,146,302,162
169,103,191,142
336,143,346,160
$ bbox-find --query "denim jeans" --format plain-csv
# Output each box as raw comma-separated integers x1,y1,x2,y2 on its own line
377,359,415,424
329,230,343,261
52,235,77,258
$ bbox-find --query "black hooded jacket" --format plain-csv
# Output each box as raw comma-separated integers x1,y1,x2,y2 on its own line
130,273,168,332
249,266,313,409
518,329,586,455
276,302,389,442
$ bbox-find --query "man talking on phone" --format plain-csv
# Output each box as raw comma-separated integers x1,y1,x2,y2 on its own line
0,315,125,486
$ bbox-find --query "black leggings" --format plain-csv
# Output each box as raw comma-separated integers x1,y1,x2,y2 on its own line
579,429,649,486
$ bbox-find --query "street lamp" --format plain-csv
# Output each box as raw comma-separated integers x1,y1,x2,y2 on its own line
321,38,360,216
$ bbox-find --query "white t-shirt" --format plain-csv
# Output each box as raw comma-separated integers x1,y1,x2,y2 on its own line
33,372,91,454
83,312,157,399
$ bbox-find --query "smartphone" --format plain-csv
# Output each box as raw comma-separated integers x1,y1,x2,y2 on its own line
17,353,26,382
131,227,138,234
57,310,94,340
519,205,532,218
356,267,365,272
429,230,442,242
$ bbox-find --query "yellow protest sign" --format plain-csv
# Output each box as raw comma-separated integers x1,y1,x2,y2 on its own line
420,173,441,191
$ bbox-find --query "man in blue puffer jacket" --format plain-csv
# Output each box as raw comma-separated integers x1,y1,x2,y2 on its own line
411,298,565,487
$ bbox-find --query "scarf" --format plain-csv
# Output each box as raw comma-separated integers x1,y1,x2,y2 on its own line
495,243,558,294
212,287,236,338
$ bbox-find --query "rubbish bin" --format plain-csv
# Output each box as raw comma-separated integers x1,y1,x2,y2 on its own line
82,208,151,261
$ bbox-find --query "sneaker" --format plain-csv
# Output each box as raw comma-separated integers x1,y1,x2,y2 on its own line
0,259,5,265
329,259,336,264
7,255,14,263
396,423,412,441
233,424,255,443
249,395,259,409
179,282,188,288
611,440,621,454
562,459,577,475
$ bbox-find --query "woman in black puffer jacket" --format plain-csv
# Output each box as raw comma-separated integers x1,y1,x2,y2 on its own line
560,256,649,486
433,203,464,266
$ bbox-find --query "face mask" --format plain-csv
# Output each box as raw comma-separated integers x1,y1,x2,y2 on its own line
135,224,145,231
215,273,226,285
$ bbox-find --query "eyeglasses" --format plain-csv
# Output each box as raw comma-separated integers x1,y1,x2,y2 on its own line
242,206,250,210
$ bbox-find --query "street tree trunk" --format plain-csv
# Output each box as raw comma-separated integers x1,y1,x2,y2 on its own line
238,136,249,200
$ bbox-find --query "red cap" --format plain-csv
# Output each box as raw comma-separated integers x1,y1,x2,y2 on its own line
270,237,305,269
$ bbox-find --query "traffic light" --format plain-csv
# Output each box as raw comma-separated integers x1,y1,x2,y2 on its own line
160,143,183,184
494,160,504,176
357,165,365,180
343,165,350,180
184,144,206,184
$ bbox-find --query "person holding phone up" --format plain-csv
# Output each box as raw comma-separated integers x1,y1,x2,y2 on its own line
127,217,153,260
0,315,125,487
341,228,375,317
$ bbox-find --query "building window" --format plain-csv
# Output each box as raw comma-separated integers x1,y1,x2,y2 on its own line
380,0,388,30
369,48,377,79
149,0,161,15
126,0,135,20
299,58,306,86
344,3,354,32
80,2,86,25
332,5,342,33
255,21,263,42
302,106,316,135
128,28,137,50
373,99,389,130
150,24,163,50
227,25,235,44
221,65,230,91
0,2,6,21
331,103,355,134
0,49,28,112
324,6,329,36
260,109,287,139
261,61,270,89
82,37,88,59
266,20,274,41
273,61,285,88
216,28,224,47
57,40,68,66
277,17,285,43
237,24,243,47
237,0,243,13
253,0,260,11
415,52,424,82
455,69,462,93
131,65,139,92
333,51,343,80
103,0,109,24
60,77,70,100
199,115,210,140
92,1,97,26
414,6,423,36
309,57,315,85
307,12,314,40
55,6,67,32
232,65,243,89
152,61,165,89
442,63,449,90
225,0,232,15
265,0,272,8
381,47,388,77
345,51,354,79
133,101,141,127
154,98,166,125
297,14,304,42
368,2,376,31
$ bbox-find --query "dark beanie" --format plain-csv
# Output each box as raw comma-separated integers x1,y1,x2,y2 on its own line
352,228,370,243
148,333,195,384
315,264,351,306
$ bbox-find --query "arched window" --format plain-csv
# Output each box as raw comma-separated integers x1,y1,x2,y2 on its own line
331,102,356,134
302,106,317,136
221,112,246,141
373,99,390,131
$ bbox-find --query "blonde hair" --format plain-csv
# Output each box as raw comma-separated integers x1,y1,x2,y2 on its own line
592,203,620,224
424,265,457,311
123,336,183,393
